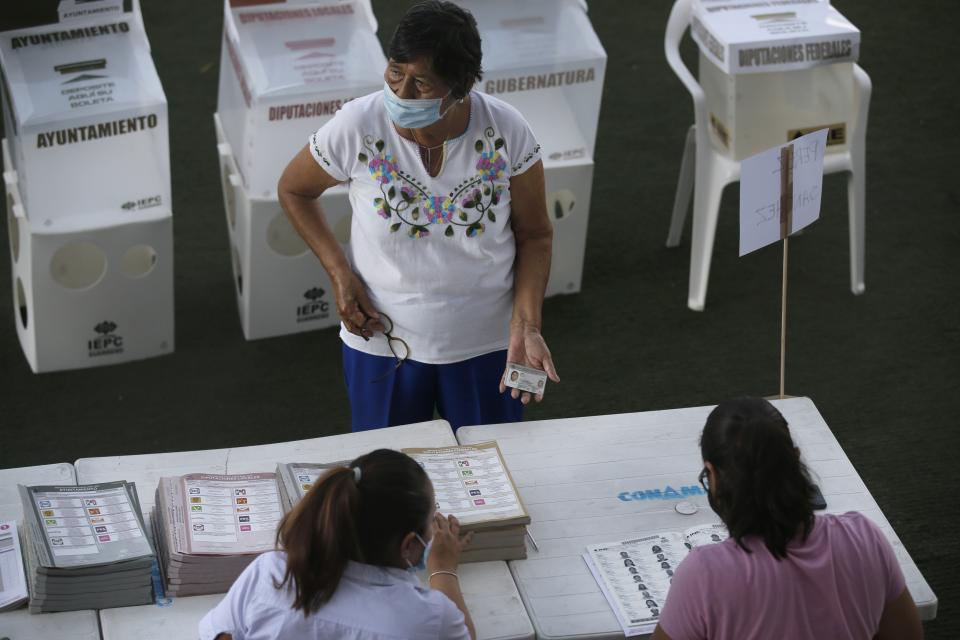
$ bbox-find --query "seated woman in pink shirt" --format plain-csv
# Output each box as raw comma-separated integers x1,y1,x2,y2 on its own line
652,397,923,640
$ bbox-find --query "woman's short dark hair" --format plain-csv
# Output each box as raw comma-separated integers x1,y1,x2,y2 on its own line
701,397,816,559
275,449,432,614
388,1,483,99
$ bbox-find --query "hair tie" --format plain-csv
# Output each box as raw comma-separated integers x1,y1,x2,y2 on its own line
352,466,362,483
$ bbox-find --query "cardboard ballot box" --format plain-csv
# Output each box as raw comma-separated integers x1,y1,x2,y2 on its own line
4,140,174,373
216,115,349,340
0,15,170,220
691,0,861,160
463,0,606,162
217,0,387,200
544,158,594,297
460,0,606,297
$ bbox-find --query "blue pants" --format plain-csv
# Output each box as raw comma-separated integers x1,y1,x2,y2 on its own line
342,344,523,432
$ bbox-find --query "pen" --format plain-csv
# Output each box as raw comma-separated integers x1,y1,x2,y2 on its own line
526,526,539,552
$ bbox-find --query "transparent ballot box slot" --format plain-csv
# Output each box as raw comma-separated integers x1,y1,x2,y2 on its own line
460,0,607,164
0,14,169,221
217,0,386,197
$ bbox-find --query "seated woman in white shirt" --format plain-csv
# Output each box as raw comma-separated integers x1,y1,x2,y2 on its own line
199,449,475,640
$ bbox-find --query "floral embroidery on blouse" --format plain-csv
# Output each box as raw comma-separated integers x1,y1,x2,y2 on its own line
311,132,334,169
357,126,516,239
368,153,399,184
511,144,541,174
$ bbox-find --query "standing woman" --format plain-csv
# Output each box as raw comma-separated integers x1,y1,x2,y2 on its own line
278,0,559,431
199,449,475,639
651,398,923,640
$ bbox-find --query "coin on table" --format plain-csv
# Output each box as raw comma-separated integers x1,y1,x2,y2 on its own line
675,501,698,515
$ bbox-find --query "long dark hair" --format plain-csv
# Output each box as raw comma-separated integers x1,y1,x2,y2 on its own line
275,449,432,614
701,397,816,559
388,0,483,99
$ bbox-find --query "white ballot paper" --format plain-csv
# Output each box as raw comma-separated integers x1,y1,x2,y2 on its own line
583,523,728,636
276,461,349,511
179,473,282,554
23,482,152,565
0,520,28,611
739,128,828,256
402,443,530,529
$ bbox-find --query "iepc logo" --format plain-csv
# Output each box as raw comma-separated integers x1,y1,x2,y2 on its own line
296,287,330,323
88,321,124,357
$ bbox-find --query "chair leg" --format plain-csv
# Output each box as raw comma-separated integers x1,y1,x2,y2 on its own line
687,161,726,311
848,155,866,295
667,125,697,247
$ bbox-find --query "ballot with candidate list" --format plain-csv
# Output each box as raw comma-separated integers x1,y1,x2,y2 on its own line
0,520,28,611
18,482,155,612
276,461,349,511
153,472,283,597
402,442,530,562
583,523,729,636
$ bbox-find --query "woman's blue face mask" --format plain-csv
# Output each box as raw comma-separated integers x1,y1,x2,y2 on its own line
383,80,453,130
406,532,432,573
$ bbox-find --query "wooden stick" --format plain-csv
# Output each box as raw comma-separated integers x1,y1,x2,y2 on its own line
778,145,794,400
780,236,789,399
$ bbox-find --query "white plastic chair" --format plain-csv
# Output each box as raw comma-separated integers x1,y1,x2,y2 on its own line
664,0,871,311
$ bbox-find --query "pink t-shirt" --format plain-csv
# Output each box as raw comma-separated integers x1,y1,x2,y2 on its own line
658,512,906,640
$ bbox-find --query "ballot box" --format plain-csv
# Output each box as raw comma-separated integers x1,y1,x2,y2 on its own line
460,0,606,296
216,0,386,199
214,0,384,339
0,12,170,220
0,7,174,372
544,158,593,297
691,0,861,159
4,139,174,373
464,0,605,159
215,114,349,340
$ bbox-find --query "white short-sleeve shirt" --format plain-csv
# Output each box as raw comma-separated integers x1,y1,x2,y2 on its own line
198,551,471,640
309,90,541,364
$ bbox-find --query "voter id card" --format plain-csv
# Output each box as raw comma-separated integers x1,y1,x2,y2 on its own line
505,363,547,396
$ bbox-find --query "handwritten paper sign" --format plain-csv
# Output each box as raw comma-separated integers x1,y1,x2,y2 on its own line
739,128,828,256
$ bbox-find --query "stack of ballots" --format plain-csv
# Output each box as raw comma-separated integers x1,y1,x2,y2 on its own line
153,473,283,596
18,481,155,612
276,461,347,512
402,442,531,562
277,445,530,562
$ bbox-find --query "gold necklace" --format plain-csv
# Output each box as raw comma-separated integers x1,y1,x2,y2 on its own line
410,102,456,177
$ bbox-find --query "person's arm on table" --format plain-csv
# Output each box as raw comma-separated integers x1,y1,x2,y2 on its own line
278,146,384,338
501,159,560,404
427,513,476,640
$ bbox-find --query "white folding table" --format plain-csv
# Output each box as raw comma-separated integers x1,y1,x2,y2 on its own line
457,397,938,639
0,463,100,640
76,420,533,640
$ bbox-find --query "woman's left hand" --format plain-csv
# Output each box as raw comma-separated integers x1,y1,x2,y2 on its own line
500,324,560,404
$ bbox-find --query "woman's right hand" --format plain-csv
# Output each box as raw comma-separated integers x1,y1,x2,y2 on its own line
427,513,473,573
332,269,384,339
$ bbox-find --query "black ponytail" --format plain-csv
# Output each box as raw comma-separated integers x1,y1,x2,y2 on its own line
701,397,816,559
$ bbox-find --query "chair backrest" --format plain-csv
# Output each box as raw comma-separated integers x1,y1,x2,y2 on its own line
664,0,705,119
